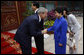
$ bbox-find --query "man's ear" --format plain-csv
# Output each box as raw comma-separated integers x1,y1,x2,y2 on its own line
39,13,42,17
41,12,45,14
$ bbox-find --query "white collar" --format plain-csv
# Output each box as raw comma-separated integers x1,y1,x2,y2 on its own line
35,9,38,13
39,15,41,22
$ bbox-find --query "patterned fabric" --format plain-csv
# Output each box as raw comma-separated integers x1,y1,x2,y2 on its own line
1,32,53,54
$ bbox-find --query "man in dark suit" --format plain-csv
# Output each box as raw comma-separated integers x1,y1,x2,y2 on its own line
31,1,39,14
31,2,45,54
14,7,48,54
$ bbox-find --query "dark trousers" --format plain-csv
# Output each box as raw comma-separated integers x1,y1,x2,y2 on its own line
19,35,44,54
34,35,44,54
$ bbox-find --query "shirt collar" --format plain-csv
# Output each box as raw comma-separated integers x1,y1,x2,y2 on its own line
35,9,38,13
38,15,41,22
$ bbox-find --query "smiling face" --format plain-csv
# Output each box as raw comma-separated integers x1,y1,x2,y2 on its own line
55,11,60,18
40,11,48,20
55,11,62,18
63,10,67,18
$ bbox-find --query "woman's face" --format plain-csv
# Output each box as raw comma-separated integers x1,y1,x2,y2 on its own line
63,10,67,17
55,11,59,18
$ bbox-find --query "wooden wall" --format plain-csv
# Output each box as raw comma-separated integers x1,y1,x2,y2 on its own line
1,1,26,32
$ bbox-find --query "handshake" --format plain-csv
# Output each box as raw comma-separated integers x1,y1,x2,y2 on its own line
41,29,47,34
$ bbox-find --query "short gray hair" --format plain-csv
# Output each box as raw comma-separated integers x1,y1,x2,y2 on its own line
37,7,48,14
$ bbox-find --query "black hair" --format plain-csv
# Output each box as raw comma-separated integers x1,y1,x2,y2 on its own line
54,7,63,15
63,7,69,15
32,1,39,8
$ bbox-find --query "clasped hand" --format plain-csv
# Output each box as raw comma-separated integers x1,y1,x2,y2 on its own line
42,29,47,34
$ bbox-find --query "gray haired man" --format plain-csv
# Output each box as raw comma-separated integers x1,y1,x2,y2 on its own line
14,7,48,54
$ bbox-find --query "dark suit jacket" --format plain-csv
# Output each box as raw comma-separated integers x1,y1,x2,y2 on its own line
14,14,44,44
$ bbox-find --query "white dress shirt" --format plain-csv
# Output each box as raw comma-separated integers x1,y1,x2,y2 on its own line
38,15,41,22
35,9,41,22
35,9,38,13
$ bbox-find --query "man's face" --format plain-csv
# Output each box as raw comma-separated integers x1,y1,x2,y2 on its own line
31,4,36,11
40,11,48,19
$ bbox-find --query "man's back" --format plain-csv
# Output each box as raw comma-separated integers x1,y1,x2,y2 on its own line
16,14,39,34
14,14,41,43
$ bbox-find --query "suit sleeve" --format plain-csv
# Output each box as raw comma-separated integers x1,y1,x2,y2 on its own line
59,21,67,45
29,19,43,36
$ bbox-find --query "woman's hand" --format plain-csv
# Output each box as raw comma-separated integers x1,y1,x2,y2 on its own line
59,43,63,47
69,32,74,37
42,29,47,34
73,45,76,50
